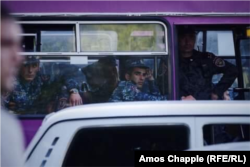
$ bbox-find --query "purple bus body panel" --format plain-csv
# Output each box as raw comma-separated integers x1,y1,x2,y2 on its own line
20,119,42,147
166,17,250,25
165,16,250,99
3,1,250,147
164,16,250,100
4,1,250,13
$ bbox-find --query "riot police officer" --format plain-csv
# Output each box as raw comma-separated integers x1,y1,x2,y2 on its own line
178,26,238,100
109,58,167,102
5,56,82,114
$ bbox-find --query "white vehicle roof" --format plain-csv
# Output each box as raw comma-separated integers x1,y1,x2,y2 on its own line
43,101,250,128
25,101,250,163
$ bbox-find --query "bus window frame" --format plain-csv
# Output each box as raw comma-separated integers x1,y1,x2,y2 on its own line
175,24,249,100
205,29,236,57
17,20,169,55
235,37,250,100
16,54,170,119
14,16,173,118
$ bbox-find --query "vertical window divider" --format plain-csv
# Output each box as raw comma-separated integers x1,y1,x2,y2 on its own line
154,56,158,78
203,30,207,53
76,22,81,53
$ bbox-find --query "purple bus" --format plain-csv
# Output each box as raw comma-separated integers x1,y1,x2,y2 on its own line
4,1,250,147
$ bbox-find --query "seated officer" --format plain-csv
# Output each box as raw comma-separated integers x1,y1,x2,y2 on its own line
81,56,119,103
5,56,82,114
178,26,238,100
109,58,167,102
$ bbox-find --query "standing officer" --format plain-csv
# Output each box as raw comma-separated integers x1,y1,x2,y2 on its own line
178,26,238,100
109,58,167,102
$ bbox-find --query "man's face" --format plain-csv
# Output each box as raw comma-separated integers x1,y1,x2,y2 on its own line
1,19,23,92
179,33,196,54
126,67,147,89
20,63,39,82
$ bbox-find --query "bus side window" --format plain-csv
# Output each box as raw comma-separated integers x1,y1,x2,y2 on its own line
194,31,203,52
206,31,238,100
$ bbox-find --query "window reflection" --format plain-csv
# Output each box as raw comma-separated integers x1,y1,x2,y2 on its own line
80,24,166,52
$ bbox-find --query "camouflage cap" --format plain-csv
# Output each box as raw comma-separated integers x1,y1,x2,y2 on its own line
125,58,149,70
23,55,40,65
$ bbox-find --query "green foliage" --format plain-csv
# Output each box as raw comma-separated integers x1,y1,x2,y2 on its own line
41,35,76,52
80,24,165,52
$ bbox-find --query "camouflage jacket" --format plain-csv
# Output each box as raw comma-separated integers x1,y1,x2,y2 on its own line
109,80,167,102
5,74,78,114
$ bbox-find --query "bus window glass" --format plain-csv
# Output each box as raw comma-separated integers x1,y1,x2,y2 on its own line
20,34,37,52
240,39,250,57
41,31,76,52
5,55,169,115
242,59,250,88
240,39,250,99
4,58,89,115
206,31,235,56
241,59,250,88
20,24,76,52
194,31,203,52
212,59,238,99
80,24,166,52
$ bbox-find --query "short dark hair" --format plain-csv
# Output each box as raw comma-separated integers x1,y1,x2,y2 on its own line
1,3,12,19
178,26,197,37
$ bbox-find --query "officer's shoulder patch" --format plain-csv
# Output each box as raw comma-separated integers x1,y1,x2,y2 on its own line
214,57,225,67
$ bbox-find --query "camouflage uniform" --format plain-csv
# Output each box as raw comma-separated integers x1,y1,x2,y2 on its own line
109,58,167,102
179,50,238,100
5,74,49,114
5,74,78,114
4,55,79,114
109,80,167,102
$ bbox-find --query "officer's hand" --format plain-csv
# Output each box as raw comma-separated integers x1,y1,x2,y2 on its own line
181,95,196,100
223,91,230,100
146,69,154,81
211,93,219,100
69,93,83,106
